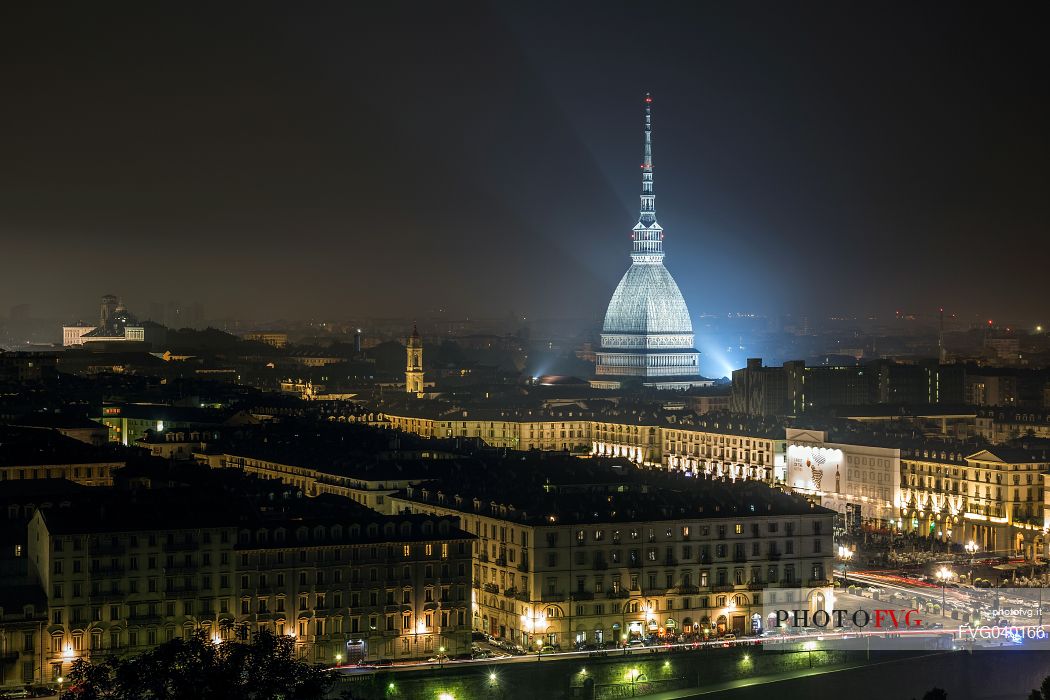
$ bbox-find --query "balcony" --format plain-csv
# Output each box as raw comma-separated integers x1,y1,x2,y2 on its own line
674,585,700,595
91,565,124,575
517,562,529,573
747,582,765,591
808,578,831,587
540,591,565,603
606,590,629,599
663,557,679,567
128,613,163,624
514,591,531,602
478,553,489,563
495,557,507,567
768,552,781,560
163,541,198,553
89,591,125,603
164,566,200,575
712,584,734,593
482,583,499,595
570,592,594,601
780,579,802,588
593,560,608,570
732,555,747,563
164,585,198,594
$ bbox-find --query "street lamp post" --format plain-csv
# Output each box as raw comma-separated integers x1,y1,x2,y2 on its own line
965,541,979,582
936,566,952,613
837,545,854,586
803,640,815,669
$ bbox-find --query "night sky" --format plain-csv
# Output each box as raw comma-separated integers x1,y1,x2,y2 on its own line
2,2,1047,324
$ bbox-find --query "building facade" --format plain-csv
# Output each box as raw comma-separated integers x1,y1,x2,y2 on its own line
899,444,1050,558
784,428,901,526
22,498,473,684
390,479,834,648
381,408,785,482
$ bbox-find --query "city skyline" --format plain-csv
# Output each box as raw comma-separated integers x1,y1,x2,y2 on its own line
2,2,1048,324
5,4,1050,699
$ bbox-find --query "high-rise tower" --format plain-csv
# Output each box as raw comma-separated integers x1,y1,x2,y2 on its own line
593,94,705,389
405,325,424,396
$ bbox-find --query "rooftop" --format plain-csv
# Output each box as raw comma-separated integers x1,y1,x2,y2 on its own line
395,455,829,526
0,426,127,467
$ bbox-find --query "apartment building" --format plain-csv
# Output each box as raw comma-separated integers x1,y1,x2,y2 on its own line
386,459,834,648
900,441,1050,558
18,475,473,685
382,406,785,481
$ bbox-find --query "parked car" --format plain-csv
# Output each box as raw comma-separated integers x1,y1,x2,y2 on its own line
539,645,557,654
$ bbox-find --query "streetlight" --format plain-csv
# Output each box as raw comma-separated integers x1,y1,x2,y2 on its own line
334,652,342,666
626,668,641,697
803,640,815,668
837,545,854,586
965,541,979,582
936,566,952,612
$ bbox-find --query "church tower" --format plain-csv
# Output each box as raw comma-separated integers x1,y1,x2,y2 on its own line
405,325,424,396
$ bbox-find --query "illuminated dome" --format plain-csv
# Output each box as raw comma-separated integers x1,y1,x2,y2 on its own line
602,263,693,338
593,93,702,388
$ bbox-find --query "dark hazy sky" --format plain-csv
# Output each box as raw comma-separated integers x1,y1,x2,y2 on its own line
2,2,1047,324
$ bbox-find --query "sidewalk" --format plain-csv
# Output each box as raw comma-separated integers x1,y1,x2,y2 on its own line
638,651,949,699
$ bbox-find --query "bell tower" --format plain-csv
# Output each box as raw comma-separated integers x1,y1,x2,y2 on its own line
405,325,424,396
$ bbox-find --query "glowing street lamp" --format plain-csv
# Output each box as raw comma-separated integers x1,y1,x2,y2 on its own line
965,540,979,581
626,668,641,696
837,545,854,585
936,566,953,610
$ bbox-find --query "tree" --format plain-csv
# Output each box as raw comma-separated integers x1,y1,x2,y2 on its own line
61,631,332,700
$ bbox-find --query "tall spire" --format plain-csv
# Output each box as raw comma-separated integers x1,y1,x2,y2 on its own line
641,92,655,225
631,92,664,264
